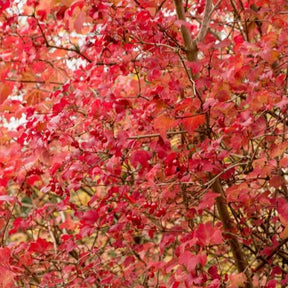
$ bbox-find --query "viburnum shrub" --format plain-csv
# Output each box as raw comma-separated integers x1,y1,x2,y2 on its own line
0,0,287,287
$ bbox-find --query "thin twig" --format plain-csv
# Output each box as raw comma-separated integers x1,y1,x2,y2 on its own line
156,0,168,14
5,79,64,85
253,237,288,273
177,48,196,92
209,0,223,17
128,130,187,140
13,255,41,284
37,19,93,63
284,66,288,94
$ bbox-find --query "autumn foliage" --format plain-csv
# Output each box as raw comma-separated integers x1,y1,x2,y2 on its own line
0,0,288,287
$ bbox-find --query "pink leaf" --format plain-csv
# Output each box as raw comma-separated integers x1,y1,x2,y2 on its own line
198,192,218,210
179,251,207,273
0,195,16,202
196,222,222,246
229,273,247,288
271,142,288,158
174,20,191,29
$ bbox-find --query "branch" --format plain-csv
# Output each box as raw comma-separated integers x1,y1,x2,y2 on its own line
132,0,145,9
5,78,64,85
128,130,187,140
45,43,93,63
156,0,168,14
189,14,223,41
173,0,198,62
209,0,223,17
94,61,117,66
173,2,253,287
13,255,41,284
176,49,199,100
253,237,288,273
37,20,93,63
130,34,180,51
196,0,214,42
212,178,253,288
285,66,288,94
157,23,183,49
174,0,215,61
48,222,58,254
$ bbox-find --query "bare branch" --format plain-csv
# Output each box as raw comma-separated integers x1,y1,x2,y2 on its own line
128,130,187,140
5,78,64,85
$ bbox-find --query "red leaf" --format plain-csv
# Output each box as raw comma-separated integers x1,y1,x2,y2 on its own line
0,266,14,288
49,162,62,175
261,49,279,65
266,279,277,288
0,0,10,12
276,97,288,111
196,0,205,13
81,209,99,225
37,9,47,21
0,247,10,265
26,174,41,185
160,234,175,254
203,98,218,111
154,115,177,139
182,114,205,135
281,274,288,286
52,98,69,115
122,191,136,204
59,235,77,253
269,175,283,188
131,150,152,169
208,265,221,280
29,238,52,254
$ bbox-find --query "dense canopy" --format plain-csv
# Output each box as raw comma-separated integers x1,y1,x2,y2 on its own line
0,0,287,287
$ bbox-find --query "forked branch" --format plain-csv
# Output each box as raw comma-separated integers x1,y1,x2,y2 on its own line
174,0,214,61
173,0,198,62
